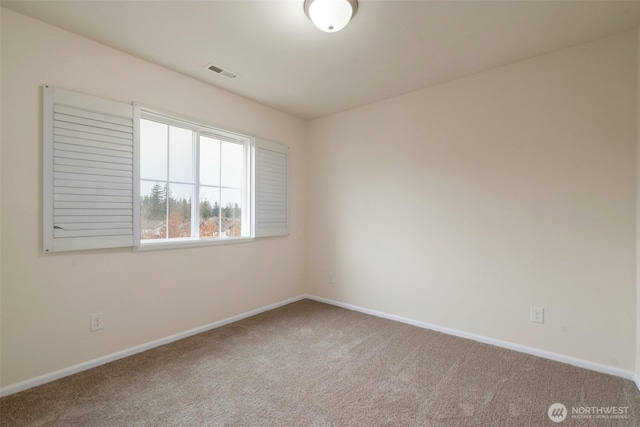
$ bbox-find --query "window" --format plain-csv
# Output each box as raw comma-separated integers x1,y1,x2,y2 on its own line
138,111,251,245
43,86,288,252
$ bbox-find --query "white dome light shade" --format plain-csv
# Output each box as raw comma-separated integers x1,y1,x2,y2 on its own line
304,0,358,33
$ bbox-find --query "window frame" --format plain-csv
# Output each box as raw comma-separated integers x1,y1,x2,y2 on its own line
134,106,254,250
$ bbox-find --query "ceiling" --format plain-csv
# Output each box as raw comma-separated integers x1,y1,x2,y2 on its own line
3,0,640,120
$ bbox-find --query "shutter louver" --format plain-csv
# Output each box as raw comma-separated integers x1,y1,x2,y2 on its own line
43,86,134,252
254,138,289,237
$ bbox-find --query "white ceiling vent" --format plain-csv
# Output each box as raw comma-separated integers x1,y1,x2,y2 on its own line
205,63,237,79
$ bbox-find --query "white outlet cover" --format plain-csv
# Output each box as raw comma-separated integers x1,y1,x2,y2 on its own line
530,306,544,324
90,312,104,332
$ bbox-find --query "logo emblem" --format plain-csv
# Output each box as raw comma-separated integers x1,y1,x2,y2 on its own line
548,403,567,423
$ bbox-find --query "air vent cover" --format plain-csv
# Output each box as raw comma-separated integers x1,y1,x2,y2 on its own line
205,63,237,79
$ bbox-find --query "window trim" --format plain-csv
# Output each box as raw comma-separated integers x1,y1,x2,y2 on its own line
134,105,253,249
135,236,255,252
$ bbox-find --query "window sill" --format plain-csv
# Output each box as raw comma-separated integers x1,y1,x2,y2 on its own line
135,236,255,252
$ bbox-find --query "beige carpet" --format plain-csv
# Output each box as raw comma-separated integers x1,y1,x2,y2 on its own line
1,299,639,426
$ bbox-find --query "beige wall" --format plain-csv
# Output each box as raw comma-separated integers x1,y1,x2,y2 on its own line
0,9,308,387
637,25,640,380
307,30,638,370
0,6,3,380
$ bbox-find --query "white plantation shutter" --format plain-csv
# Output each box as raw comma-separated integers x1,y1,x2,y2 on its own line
254,138,289,237
43,86,135,252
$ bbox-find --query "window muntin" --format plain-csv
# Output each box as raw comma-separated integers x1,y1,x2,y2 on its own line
139,113,250,245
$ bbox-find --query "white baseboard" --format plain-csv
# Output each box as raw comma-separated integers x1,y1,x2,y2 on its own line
2,293,638,397
0,295,306,398
303,294,639,385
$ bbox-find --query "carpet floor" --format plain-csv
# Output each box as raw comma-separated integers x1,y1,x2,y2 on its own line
1,299,639,426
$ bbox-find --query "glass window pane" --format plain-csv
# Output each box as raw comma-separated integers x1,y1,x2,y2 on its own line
169,126,194,183
221,141,243,188
140,119,167,181
140,180,167,240
167,183,193,238
139,112,249,245
221,188,242,237
199,186,220,238
200,136,220,186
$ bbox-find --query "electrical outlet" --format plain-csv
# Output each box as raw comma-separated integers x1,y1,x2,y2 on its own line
91,312,104,332
530,306,544,324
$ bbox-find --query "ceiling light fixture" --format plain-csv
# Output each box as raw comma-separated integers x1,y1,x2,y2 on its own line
304,0,358,33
